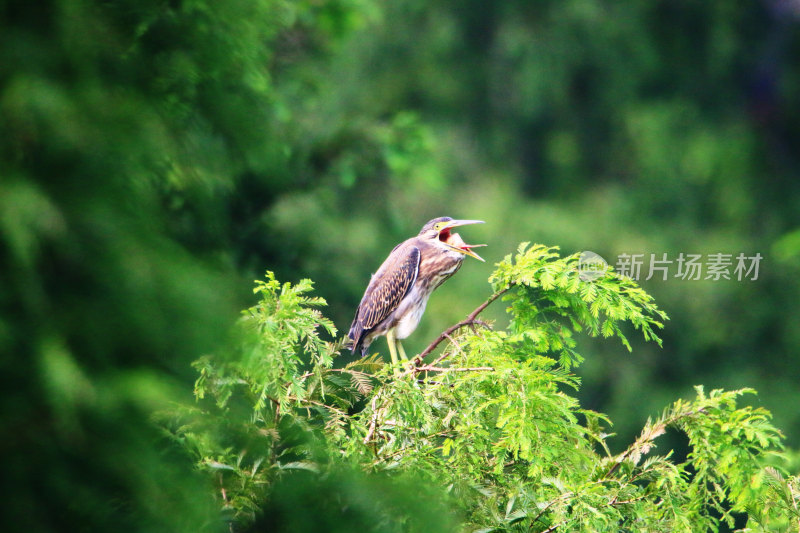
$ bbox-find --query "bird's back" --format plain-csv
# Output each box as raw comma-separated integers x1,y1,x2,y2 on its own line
348,239,421,355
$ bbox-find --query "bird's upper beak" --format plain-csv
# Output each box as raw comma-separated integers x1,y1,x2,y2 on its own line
441,219,486,262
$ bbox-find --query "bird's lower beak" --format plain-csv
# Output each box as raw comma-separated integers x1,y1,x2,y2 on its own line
442,220,486,262
452,238,487,262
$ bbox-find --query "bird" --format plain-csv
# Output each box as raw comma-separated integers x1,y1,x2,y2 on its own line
348,217,486,368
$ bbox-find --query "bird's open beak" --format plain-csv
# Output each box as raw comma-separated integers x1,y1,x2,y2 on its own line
441,219,486,262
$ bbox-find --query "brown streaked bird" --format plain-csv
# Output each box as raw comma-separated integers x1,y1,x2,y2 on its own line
348,217,486,367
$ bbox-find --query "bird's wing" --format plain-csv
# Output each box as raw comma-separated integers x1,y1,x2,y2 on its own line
349,245,420,350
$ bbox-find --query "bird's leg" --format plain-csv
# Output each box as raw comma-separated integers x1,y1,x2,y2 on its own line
396,339,408,362
386,329,400,373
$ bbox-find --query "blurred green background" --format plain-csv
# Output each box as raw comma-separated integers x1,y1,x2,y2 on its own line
2,0,799,530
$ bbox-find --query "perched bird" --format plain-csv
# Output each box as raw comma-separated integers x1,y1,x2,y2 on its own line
348,217,485,366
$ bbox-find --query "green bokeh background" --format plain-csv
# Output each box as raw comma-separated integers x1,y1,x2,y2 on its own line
2,0,798,530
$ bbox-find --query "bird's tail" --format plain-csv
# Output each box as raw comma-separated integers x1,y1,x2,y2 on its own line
348,338,369,357
347,325,369,357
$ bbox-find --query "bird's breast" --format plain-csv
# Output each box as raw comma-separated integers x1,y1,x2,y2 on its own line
393,284,430,340
392,254,463,340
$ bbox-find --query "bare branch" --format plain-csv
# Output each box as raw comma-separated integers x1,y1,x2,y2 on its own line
409,284,513,368
414,365,494,374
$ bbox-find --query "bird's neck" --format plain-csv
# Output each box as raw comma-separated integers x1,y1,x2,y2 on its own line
423,254,463,291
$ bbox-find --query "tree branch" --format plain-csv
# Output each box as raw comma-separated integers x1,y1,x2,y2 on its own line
603,407,704,480
408,284,513,369
413,365,494,374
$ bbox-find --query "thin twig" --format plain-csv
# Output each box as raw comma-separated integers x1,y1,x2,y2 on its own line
363,395,379,445
610,496,646,506
429,332,463,367
470,318,492,331
296,367,360,382
414,365,494,374
530,491,572,527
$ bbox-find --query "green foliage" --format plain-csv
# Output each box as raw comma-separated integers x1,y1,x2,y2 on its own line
172,247,798,532
0,0,368,530
172,273,342,524
4,0,799,531
490,243,668,367
195,273,337,410
249,467,461,533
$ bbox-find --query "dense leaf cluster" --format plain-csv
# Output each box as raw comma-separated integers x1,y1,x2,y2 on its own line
171,245,799,532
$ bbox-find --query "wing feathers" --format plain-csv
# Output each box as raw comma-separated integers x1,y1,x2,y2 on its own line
348,244,420,353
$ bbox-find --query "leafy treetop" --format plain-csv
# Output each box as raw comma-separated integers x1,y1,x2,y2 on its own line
167,243,797,532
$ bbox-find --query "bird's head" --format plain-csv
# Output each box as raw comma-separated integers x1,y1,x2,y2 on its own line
419,217,486,262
